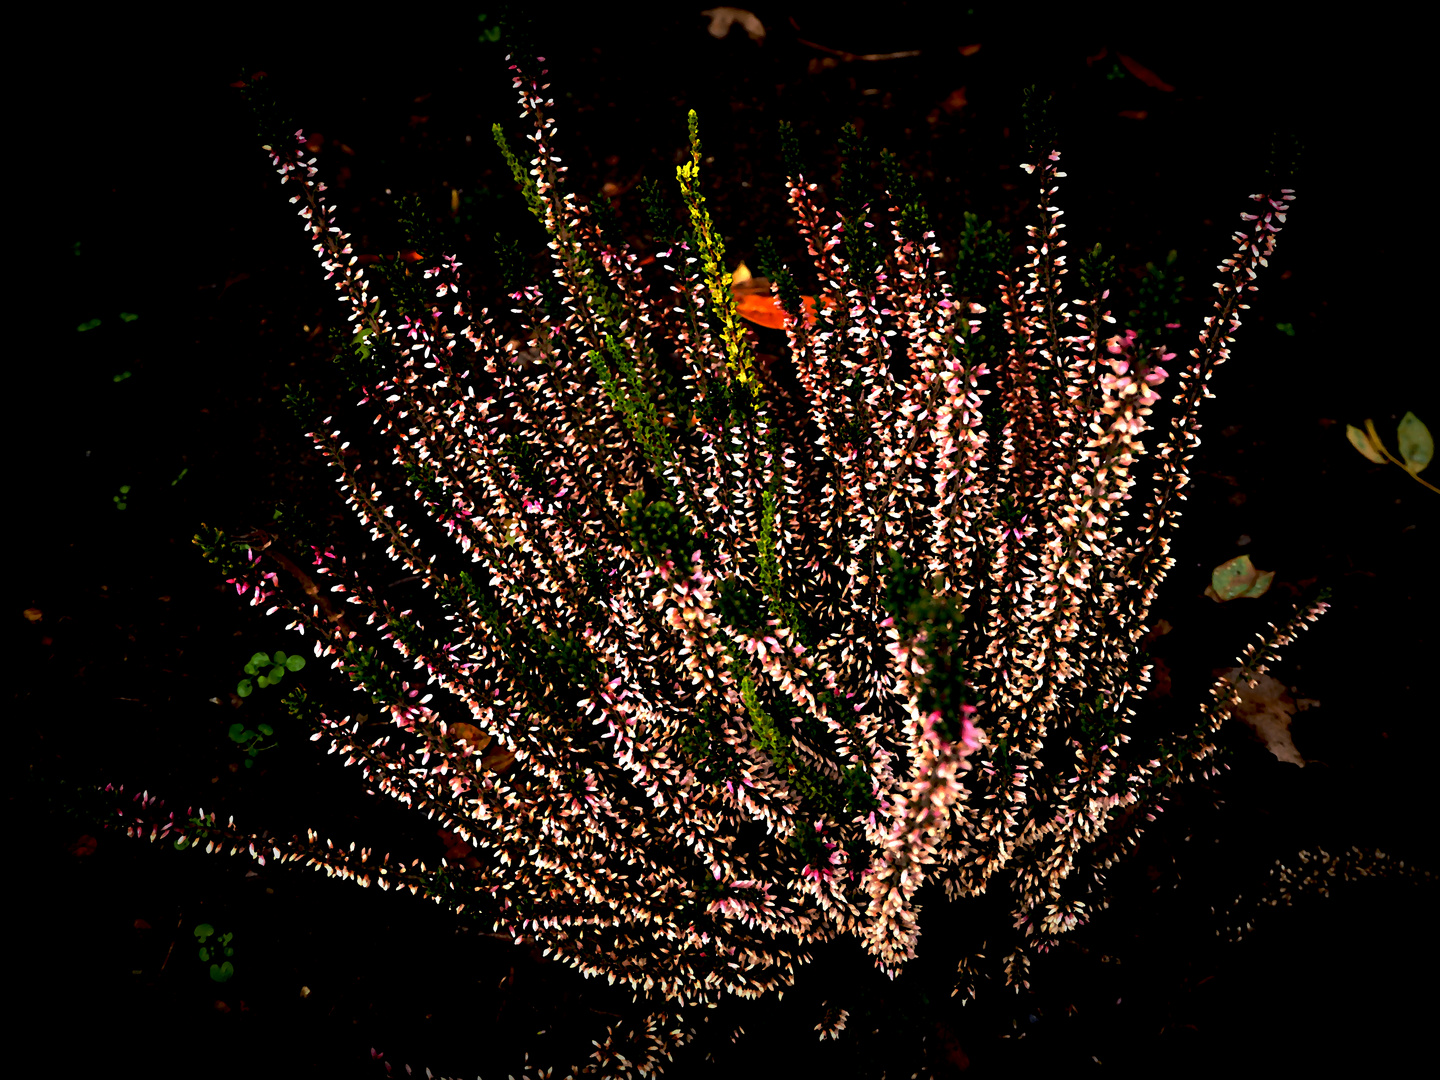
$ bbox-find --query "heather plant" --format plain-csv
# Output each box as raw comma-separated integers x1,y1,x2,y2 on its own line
88,48,1371,1077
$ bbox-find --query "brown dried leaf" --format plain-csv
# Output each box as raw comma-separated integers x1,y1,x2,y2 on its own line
1116,53,1175,91
1215,668,1307,766
701,7,765,43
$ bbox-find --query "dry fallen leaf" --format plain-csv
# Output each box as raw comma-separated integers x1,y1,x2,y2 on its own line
449,722,492,754
1215,668,1310,766
482,746,517,774
702,7,765,42
1116,54,1175,92
732,262,825,329
939,87,968,115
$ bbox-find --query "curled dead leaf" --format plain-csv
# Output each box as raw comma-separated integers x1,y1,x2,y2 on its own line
702,7,765,43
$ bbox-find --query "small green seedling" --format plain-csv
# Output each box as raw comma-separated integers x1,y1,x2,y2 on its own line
1347,412,1436,493
113,484,131,510
119,312,139,322
193,923,236,983
113,371,132,382
228,720,277,768
77,318,102,332
236,650,306,697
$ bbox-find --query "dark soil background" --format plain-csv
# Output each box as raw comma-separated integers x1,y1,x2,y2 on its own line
14,5,1437,1077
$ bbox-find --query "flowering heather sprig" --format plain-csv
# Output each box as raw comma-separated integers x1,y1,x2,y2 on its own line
100,55,1327,1041
1218,847,1438,945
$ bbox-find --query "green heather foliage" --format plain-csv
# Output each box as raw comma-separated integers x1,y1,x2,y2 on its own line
90,46,1383,1080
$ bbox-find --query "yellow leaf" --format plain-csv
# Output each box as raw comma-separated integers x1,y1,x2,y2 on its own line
1346,423,1386,464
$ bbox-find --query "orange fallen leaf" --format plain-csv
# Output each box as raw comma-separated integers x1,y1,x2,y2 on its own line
958,43,982,57
732,263,823,329
735,291,788,329
1116,54,1175,92
940,87,968,115
735,291,825,330
1117,110,1149,120
449,722,491,753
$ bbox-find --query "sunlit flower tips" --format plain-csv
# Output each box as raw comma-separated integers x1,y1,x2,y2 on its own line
86,62,1328,1027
